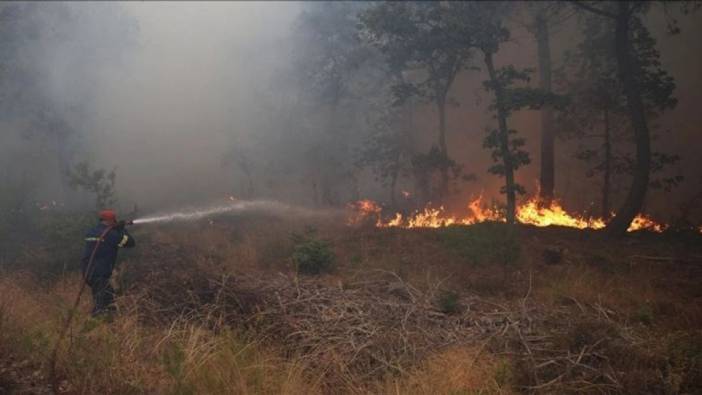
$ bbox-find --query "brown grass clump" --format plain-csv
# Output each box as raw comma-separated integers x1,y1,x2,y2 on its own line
382,346,514,394
0,273,319,394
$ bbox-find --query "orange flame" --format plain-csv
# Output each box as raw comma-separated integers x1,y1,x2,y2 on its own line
346,199,383,226
516,198,606,230
349,196,670,233
627,214,667,233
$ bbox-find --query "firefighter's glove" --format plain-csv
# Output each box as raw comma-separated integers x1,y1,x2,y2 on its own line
114,220,127,231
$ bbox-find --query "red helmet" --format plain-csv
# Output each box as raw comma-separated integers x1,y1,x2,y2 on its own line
99,209,117,222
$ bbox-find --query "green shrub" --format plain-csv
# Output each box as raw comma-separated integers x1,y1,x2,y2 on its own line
632,304,655,326
291,231,335,275
436,290,460,314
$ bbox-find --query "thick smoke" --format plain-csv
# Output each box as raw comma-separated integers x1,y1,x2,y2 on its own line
1,2,700,221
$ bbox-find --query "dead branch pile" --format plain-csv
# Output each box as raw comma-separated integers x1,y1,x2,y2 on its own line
122,242,667,392
130,266,515,386
123,246,519,386
499,299,672,394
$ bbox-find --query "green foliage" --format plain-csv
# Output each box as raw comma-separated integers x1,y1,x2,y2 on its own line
483,127,530,195
360,2,473,107
437,223,520,266
291,230,335,275
436,290,460,315
632,304,655,326
482,65,541,192
557,6,682,215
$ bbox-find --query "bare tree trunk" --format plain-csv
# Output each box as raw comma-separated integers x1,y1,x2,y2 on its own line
602,107,611,219
437,97,449,201
535,12,555,205
484,52,517,224
606,2,651,236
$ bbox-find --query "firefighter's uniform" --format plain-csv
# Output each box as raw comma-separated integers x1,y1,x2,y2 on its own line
81,222,135,316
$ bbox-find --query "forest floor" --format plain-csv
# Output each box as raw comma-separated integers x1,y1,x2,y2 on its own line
1,213,702,394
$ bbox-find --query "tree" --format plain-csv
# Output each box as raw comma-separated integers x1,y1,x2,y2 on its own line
520,3,573,204
288,2,382,207
481,63,533,224
0,3,137,213
360,2,473,202
66,161,117,209
444,2,549,224
557,11,681,219
356,102,413,207
557,12,629,218
570,1,679,235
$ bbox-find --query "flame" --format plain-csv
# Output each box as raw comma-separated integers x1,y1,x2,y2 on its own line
348,196,670,233
349,196,502,228
627,214,667,233
516,199,606,230
347,199,383,226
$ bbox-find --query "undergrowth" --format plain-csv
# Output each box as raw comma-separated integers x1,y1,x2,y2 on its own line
1,217,701,394
437,222,520,266
291,229,335,275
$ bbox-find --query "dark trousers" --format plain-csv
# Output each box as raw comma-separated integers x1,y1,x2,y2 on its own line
89,277,115,316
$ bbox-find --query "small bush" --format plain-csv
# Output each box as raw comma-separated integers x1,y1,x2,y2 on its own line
291,231,335,275
436,290,460,314
632,304,655,326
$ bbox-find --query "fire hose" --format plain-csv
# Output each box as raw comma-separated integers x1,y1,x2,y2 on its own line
49,220,133,394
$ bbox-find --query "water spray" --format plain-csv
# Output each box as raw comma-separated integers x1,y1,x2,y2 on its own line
129,198,341,226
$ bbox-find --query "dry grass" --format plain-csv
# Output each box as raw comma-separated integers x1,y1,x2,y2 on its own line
1,271,510,394
381,346,514,394
2,218,702,394
0,274,318,394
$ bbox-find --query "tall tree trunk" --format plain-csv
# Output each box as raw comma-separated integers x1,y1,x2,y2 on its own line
437,97,449,201
535,12,555,205
484,52,517,224
602,107,611,219
606,2,651,236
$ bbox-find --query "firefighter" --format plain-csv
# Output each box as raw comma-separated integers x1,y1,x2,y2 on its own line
81,209,135,317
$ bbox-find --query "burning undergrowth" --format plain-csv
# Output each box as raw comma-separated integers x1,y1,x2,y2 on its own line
348,196,670,232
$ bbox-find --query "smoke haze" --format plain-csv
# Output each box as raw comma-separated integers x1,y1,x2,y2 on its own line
1,2,701,221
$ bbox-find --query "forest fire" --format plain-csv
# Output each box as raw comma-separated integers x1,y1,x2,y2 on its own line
348,197,668,233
